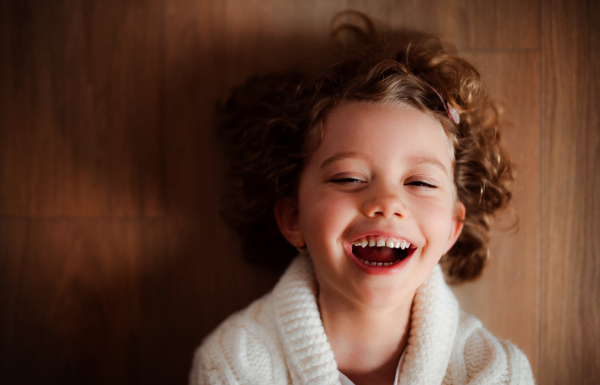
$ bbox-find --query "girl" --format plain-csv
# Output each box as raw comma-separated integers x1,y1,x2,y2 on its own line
190,26,534,385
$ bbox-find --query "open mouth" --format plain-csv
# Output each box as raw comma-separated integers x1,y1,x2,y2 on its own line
351,236,415,267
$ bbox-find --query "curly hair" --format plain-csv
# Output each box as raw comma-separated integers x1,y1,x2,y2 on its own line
217,34,513,283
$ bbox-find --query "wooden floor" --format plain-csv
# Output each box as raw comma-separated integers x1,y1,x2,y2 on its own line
1,0,598,383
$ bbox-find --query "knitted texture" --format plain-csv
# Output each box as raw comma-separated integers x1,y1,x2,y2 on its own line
398,258,459,384
190,256,534,385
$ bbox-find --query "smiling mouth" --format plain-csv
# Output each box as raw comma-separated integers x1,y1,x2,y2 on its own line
351,236,415,267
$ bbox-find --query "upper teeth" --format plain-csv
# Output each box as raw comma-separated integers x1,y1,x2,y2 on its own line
352,236,410,250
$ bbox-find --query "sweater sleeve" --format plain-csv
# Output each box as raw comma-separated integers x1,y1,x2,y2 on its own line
461,328,535,384
501,340,535,385
189,301,290,385
190,340,233,385
443,312,535,385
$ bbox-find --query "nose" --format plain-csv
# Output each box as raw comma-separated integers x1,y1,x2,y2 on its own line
362,187,407,219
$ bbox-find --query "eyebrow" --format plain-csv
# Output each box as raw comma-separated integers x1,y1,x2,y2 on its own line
319,151,366,170
412,156,449,175
318,152,449,175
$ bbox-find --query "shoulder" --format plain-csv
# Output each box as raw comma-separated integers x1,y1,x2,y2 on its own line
189,295,289,385
443,311,535,385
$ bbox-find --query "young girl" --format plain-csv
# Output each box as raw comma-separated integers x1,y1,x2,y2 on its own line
190,28,534,385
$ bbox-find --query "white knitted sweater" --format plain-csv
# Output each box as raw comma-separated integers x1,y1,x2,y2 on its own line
190,256,534,385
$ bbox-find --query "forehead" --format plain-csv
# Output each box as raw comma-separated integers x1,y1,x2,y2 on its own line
313,102,454,169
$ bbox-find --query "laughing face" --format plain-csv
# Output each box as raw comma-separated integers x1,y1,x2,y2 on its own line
276,102,464,308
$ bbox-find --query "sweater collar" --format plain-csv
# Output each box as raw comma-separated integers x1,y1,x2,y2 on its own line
398,262,459,384
272,256,459,385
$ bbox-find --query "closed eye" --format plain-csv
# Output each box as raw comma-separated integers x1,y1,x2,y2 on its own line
406,181,437,188
332,177,365,184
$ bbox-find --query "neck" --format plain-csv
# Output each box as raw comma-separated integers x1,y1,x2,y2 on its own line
318,287,413,385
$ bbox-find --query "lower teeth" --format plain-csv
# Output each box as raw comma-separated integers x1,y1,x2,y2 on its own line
358,258,399,267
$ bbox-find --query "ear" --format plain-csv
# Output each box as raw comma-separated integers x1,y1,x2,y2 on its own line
274,198,305,248
444,201,466,254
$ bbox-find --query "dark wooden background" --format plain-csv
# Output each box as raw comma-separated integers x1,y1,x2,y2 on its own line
1,0,598,384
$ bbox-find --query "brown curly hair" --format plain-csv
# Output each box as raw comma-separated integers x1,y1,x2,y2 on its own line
217,34,513,283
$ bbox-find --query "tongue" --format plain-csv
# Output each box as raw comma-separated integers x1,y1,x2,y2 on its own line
353,246,398,263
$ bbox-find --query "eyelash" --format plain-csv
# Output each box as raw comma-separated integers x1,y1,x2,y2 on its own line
332,177,365,184
406,181,437,188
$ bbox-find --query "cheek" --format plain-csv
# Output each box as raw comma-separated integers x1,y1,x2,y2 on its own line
297,189,358,259
415,199,455,243
299,193,350,239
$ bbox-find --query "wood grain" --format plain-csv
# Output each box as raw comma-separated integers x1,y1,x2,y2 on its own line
463,0,539,49
451,51,539,377
0,219,167,384
0,0,165,217
540,0,600,383
349,0,538,50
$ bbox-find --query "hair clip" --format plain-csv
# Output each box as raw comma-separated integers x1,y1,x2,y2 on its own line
425,84,460,124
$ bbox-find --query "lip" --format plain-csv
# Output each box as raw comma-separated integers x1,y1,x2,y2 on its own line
344,231,417,276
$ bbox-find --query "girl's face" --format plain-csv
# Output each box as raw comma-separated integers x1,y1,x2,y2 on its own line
278,102,464,308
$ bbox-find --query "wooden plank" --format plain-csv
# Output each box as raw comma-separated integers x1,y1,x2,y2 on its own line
450,52,539,377
0,219,167,384
540,0,600,383
0,0,165,216
463,0,539,50
349,0,538,50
